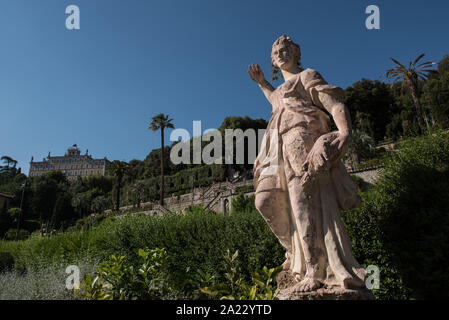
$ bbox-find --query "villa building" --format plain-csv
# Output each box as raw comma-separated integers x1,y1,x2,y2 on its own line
29,144,108,182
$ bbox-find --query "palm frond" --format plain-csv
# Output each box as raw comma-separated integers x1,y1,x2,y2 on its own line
149,113,175,131
420,68,437,73
390,58,407,70
385,69,403,81
416,61,435,69
413,53,426,65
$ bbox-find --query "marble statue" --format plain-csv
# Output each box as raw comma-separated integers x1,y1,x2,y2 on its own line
248,35,372,299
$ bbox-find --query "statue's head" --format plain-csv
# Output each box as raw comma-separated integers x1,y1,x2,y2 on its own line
271,35,301,70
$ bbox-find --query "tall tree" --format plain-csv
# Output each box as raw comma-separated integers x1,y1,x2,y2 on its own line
71,192,90,218
112,161,128,211
386,54,436,134
344,79,398,142
149,113,174,206
345,129,375,166
437,54,449,75
423,71,449,129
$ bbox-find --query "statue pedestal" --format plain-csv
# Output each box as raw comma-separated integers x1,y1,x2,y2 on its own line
275,271,375,300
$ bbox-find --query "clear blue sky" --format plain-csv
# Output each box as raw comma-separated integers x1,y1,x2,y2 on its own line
1,0,448,175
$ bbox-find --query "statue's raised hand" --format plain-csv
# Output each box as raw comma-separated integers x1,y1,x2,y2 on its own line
248,64,266,85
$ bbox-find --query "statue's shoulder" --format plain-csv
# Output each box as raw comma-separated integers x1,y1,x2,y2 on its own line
300,68,327,89
300,68,324,80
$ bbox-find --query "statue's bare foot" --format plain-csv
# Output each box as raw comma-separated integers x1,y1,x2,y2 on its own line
293,277,322,292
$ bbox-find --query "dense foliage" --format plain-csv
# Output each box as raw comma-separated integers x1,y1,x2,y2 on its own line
345,79,399,143
0,206,284,298
80,248,172,300
1,128,449,300
342,130,449,299
0,171,114,239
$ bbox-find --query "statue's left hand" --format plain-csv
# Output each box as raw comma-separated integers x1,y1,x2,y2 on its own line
329,132,352,161
302,131,351,179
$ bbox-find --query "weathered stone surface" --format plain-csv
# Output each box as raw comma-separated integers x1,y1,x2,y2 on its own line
275,270,375,300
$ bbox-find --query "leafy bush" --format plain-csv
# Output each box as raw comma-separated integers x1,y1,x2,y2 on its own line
0,226,108,273
0,206,284,298
92,207,284,296
342,130,449,299
5,229,30,241
79,248,281,301
231,193,256,214
80,248,172,300
199,249,282,300
91,196,112,214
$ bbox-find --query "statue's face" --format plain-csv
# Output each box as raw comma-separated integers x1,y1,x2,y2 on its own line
272,42,297,70
271,36,301,71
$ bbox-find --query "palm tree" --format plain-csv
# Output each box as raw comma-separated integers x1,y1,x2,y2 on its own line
112,161,128,211
149,113,174,206
346,129,375,167
386,54,436,134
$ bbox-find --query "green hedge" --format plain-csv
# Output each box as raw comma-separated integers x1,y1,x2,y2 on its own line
342,130,449,299
0,207,284,296
92,207,284,292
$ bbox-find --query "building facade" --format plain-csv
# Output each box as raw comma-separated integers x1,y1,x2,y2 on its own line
29,145,108,182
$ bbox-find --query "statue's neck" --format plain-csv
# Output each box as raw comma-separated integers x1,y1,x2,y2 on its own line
281,65,303,82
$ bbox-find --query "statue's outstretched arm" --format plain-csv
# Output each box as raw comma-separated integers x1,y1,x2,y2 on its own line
248,64,275,102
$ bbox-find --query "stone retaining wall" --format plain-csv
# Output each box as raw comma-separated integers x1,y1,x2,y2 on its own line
109,167,381,216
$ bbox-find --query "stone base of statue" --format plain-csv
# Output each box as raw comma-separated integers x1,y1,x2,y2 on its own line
275,271,375,300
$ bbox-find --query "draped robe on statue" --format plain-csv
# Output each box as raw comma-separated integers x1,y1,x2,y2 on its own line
254,68,367,289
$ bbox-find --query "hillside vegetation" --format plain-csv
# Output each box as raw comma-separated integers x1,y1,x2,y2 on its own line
1,131,449,299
